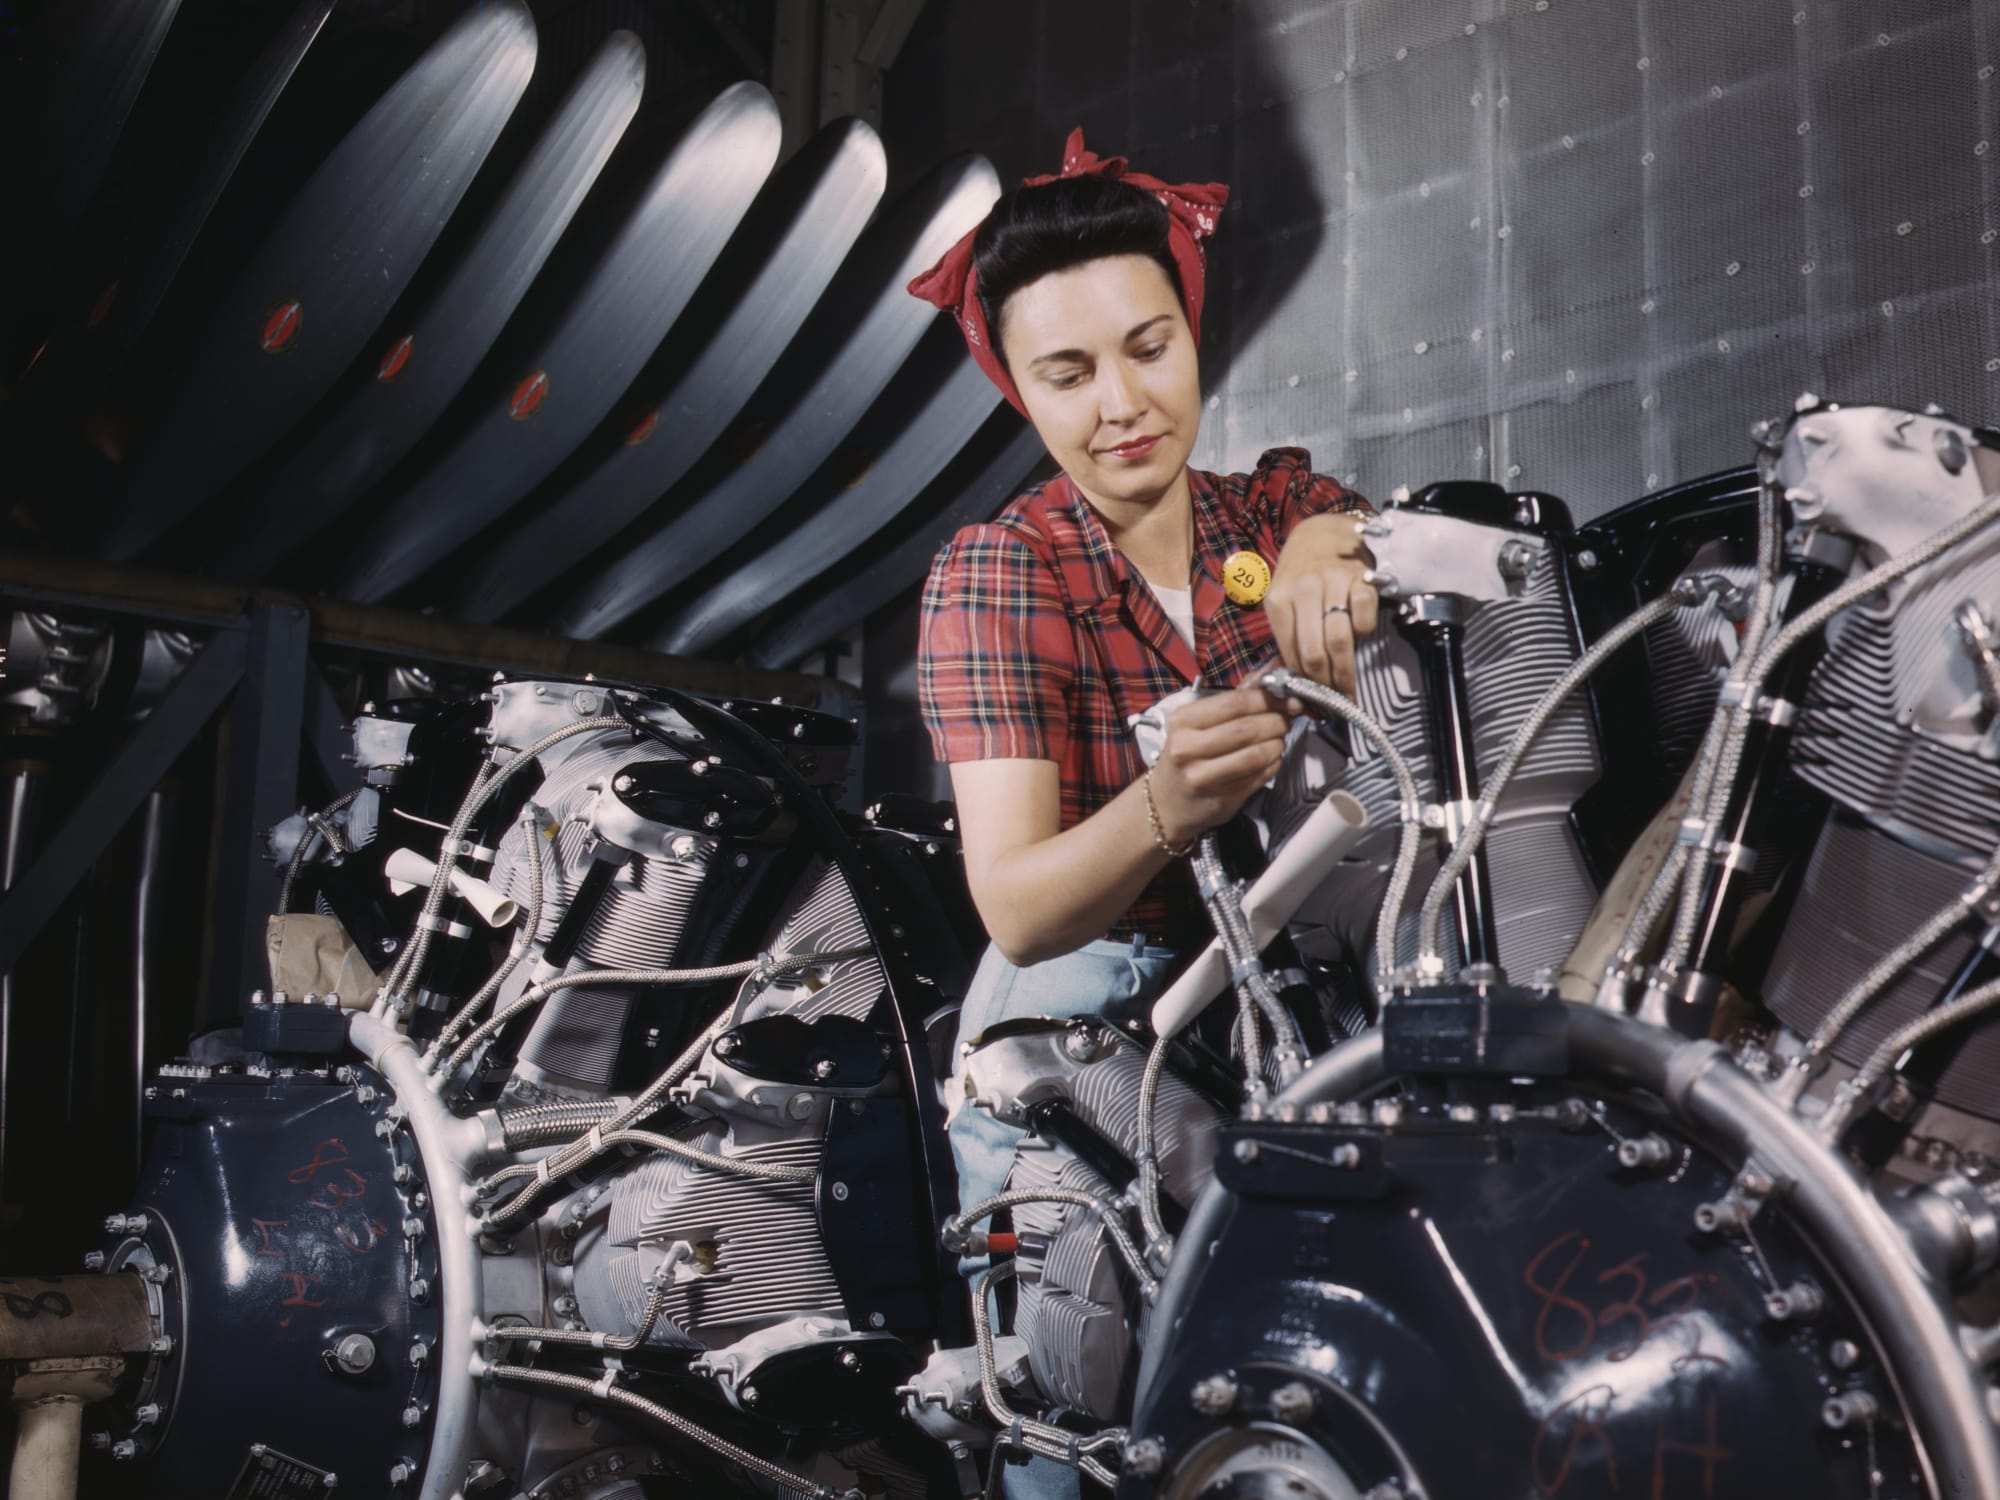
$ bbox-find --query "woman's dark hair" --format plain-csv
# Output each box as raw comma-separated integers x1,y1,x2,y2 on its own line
971,174,1183,366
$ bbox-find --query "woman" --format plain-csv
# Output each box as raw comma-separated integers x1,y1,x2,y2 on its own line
908,132,1375,1492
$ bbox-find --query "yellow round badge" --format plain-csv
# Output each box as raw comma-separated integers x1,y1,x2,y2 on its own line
1222,550,1272,606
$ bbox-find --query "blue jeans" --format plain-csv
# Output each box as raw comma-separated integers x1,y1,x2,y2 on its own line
947,938,1181,1500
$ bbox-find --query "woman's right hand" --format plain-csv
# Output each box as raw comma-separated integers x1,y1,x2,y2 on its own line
1148,686,1293,847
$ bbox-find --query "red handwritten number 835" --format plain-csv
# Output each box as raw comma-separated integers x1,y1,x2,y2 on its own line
1522,1232,1711,1365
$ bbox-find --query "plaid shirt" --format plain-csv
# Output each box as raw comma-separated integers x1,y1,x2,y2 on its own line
919,448,1369,944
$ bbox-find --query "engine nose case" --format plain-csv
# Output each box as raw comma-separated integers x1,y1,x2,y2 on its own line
1124,1089,1914,1500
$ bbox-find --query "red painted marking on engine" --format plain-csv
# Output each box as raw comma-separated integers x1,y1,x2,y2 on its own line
508,370,550,421
285,1138,349,1184
261,299,303,353
87,281,120,329
377,333,415,382
625,406,661,446
250,1218,290,1258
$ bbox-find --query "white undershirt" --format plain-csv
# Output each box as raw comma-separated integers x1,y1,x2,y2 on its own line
1149,583,1196,650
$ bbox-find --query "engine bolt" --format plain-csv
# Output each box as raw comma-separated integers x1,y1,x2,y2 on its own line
389,1464,412,1486
839,1351,862,1372
151,1335,174,1356
614,775,633,793
1830,1339,1862,1370
1190,1374,1239,1416
741,1385,760,1407
1693,1198,1749,1234
333,1333,376,1375
1270,1381,1316,1424
141,1264,171,1285
1616,1133,1674,1170
1232,1139,1260,1165
1061,1025,1102,1063
1823,1390,1879,1429
82,1251,105,1271
134,1404,163,1426
393,1163,414,1185
409,1277,431,1302
402,1404,424,1428
1124,1438,1164,1477
112,1440,138,1461
812,1058,837,1080
1766,1281,1823,1322
831,1182,850,1201
410,1341,429,1366
402,1217,426,1241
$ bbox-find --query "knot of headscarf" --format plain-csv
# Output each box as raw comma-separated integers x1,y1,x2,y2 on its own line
907,128,1229,417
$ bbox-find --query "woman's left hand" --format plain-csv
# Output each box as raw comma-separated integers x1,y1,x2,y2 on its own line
1263,512,1380,693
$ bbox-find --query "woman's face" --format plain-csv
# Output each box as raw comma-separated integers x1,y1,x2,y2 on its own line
996,254,1201,521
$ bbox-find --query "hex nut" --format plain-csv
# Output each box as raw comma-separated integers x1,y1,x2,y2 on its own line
1190,1373,1239,1416
1270,1381,1316,1424
333,1333,376,1375
1124,1438,1164,1476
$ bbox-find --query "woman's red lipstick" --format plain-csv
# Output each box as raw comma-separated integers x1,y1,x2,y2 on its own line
1102,434,1162,460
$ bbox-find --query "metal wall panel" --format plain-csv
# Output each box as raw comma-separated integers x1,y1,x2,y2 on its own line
882,0,2000,519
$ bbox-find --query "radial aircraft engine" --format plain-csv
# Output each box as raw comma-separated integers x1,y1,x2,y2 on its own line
29,400,2000,1500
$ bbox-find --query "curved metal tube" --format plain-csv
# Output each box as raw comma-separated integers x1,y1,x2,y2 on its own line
349,1010,488,1500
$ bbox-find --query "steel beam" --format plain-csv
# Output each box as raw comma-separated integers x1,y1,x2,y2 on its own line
208,602,310,1020
0,550,841,706
0,622,247,979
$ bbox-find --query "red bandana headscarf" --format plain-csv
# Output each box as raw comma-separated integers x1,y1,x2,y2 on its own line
907,128,1230,417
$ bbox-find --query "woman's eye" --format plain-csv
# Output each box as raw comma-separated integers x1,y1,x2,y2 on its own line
1048,370,1087,390
1135,344,1167,362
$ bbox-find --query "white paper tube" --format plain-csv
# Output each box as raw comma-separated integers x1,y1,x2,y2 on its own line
384,847,521,929
1150,790,1369,1039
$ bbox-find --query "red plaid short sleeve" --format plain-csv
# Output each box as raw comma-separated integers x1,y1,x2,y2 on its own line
919,524,1076,763
1237,447,1364,540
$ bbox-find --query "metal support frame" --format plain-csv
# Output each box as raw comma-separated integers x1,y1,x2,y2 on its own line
207,601,310,1021
0,621,247,978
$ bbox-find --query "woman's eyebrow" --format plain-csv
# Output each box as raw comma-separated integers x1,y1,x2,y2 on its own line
1026,314,1176,372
